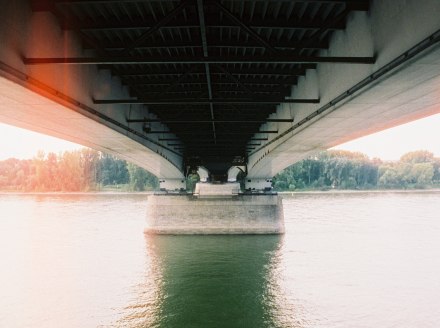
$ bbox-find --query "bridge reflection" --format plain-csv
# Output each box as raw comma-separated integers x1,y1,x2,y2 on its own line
119,234,305,328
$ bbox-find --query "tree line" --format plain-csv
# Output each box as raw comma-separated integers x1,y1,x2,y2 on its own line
272,150,440,191
0,149,158,192
1,148,439,192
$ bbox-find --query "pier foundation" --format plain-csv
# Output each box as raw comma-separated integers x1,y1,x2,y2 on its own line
145,183,284,235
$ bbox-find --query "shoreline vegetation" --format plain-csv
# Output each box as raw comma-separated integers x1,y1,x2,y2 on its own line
0,149,439,193
0,149,158,192
272,149,440,191
2,189,440,196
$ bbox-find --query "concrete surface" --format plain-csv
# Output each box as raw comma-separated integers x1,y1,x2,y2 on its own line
145,194,285,235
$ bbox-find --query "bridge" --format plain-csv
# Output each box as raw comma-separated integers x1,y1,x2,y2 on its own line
0,0,439,232
1,0,440,187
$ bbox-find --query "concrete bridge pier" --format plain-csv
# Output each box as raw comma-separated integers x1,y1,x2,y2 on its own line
145,182,284,235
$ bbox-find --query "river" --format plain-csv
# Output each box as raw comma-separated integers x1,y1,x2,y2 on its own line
0,191,439,327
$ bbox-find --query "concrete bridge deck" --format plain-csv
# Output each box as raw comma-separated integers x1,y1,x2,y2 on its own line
0,0,439,190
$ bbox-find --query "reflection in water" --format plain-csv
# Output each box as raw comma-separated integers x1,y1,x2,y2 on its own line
115,237,163,328
120,235,293,328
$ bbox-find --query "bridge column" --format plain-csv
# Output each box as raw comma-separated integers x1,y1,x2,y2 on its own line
158,179,187,192
244,178,274,193
145,182,284,235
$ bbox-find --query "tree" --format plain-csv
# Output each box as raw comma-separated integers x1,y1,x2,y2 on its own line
98,153,129,186
33,150,49,191
378,166,400,188
433,158,440,183
400,150,434,164
46,152,59,190
57,150,85,191
411,163,434,186
1,148,438,192
80,148,100,190
126,163,158,191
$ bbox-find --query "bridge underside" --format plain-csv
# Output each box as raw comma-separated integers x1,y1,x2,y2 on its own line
0,0,439,188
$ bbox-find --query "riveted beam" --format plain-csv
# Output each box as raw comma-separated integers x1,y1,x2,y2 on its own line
113,65,315,77
24,55,375,65
93,98,319,105
159,137,269,141
197,0,216,143
120,0,191,54
146,130,279,134
84,40,329,51
51,0,367,5
127,118,293,123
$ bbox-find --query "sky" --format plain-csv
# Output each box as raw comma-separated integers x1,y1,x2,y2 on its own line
0,123,82,160
331,114,440,160
1,113,440,161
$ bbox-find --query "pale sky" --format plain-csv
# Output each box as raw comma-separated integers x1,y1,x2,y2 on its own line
0,114,440,161
332,114,440,160
0,123,82,160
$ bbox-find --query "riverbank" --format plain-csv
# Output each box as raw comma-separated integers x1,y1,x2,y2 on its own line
279,188,440,195
2,188,440,195
0,190,155,195
0,184,156,194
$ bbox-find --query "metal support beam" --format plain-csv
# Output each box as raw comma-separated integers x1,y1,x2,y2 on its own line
159,137,268,141
184,148,252,151
120,0,190,54
127,118,293,123
291,4,351,56
84,40,329,51
146,131,278,134
212,0,278,54
94,98,319,105
137,87,286,95
59,16,346,31
214,64,255,96
114,65,315,76
175,143,257,146
157,66,197,97
124,76,298,87
52,0,367,5
23,56,375,65
197,0,216,144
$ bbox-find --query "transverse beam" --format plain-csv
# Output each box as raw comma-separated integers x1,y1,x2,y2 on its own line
94,98,319,105
127,118,293,123
24,56,375,65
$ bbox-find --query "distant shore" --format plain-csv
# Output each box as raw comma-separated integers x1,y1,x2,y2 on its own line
0,190,155,195
279,188,440,194
2,188,440,195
